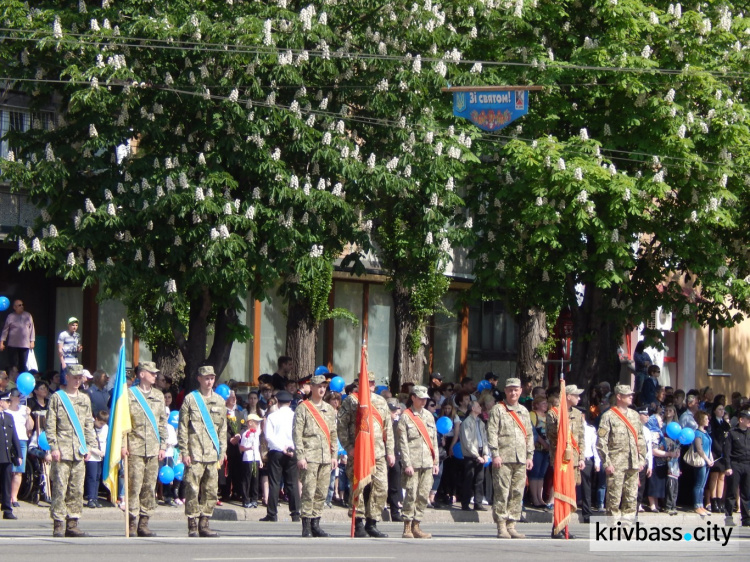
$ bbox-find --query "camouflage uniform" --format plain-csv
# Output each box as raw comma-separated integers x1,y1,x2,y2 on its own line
338,391,394,521
178,390,228,519
596,406,646,522
127,385,168,518
487,401,534,524
396,406,438,521
293,399,337,518
47,389,96,523
546,406,585,485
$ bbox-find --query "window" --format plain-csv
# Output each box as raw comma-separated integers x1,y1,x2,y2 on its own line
468,300,517,359
0,106,54,160
708,328,723,372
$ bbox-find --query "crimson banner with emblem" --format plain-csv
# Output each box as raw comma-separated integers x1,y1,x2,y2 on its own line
350,343,375,537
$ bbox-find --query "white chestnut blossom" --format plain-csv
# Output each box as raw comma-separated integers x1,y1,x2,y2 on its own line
67,252,76,266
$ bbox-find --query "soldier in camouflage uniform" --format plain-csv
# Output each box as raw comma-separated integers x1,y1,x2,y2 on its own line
47,364,96,537
293,374,337,538
546,384,586,539
337,371,395,538
123,361,168,537
596,384,647,524
178,365,227,537
396,385,439,540
487,377,534,540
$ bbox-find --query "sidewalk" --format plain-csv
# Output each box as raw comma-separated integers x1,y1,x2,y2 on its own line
12,498,730,525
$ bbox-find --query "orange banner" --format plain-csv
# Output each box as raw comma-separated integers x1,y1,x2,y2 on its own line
351,344,376,537
553,380,577,536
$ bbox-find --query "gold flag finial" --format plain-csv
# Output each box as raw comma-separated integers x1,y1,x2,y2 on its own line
120,319,126,339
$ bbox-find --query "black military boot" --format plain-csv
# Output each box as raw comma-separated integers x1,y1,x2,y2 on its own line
310,517,330,537
390,507,404,522
365,518,388,538
53,520,65,538
65,519,90,537
301,517,312,537
198,515,219,537
128,514,137,537
137,515,157,537
353,517,368,537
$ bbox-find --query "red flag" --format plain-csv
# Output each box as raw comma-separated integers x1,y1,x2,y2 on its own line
350,344,376,537
553,378,577,537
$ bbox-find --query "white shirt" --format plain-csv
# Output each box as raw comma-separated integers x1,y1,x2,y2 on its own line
89,423,109,462
240,428,261,462
165,424,178,458
264,406,295,452
583,422,601,470
8,407,29,441
642,426,654,471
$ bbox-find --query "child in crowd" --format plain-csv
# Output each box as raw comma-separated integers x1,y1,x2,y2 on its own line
85,410,109,508
239,413,263,508
162,411,180,506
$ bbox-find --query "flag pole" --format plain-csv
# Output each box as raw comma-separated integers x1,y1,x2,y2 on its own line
121,320,130,538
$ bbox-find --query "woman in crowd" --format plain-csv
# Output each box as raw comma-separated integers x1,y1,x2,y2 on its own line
425,397,438,419
706,402,730,512
528,395,551,509
7,389,34,507
223,390,247,504
692,411,713,515
246,390,263,417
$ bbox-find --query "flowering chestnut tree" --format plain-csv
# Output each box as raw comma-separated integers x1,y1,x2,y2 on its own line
463,1,750,387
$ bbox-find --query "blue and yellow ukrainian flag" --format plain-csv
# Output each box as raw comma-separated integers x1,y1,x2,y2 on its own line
103,336,131,497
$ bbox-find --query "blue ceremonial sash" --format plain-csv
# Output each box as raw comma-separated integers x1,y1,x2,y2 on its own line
191,391,220,456
55,390,88,455
130,387,161,444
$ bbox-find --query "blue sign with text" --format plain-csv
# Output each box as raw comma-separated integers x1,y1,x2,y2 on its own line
452,90,528,131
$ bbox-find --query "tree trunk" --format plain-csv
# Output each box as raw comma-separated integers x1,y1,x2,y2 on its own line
206,307,238,379
567,279,621,391
153,342,184,381
285,297,318,380
390,283,427,391
515,307,548,387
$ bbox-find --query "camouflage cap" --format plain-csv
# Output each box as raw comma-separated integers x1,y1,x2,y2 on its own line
565,384,584,395
411,385,429,399
138,361,160,374
368,371,376,382
614,383,635,396
310,374,328,385
197,365,216,377
505,377,521,388
66,364,84,377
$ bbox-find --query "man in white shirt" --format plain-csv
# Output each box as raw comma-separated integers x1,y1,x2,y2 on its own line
637,409,654,512
260,391,300,522
580,413,601,523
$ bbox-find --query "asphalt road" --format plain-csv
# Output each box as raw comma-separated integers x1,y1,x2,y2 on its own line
0,521,747,561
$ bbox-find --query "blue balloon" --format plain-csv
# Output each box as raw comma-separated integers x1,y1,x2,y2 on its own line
215,383,231,400
314,365,330,377
477,380,492,392
168,411,180,429
665,421,682,440
38,431,50,451
0,296,9,311
678,427,696,445
16,372,35,396
436,416,453,435
375,385,388,395
452,441,464,460
329,376,345,393
158,465,175,484
173,463,185,481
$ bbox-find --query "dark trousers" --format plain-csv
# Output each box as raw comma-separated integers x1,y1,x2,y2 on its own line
84,460,103,501
4,346,29,373
0,462,12,514
665,476,678,510
387,461,402,510
724,462,750,524
223,443,244,499
579,458,595,520
461,457,485,508
637,466,648,506
266,450,299,517
241,461,260,504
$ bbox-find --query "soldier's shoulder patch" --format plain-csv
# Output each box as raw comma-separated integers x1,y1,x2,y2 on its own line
597,427,608,438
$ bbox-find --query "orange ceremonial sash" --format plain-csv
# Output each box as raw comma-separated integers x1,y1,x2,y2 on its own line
551,406,580,454
404,409,435,461
610,407,639,448
503,403,527,438
300,400,331,450
371,407,387,444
